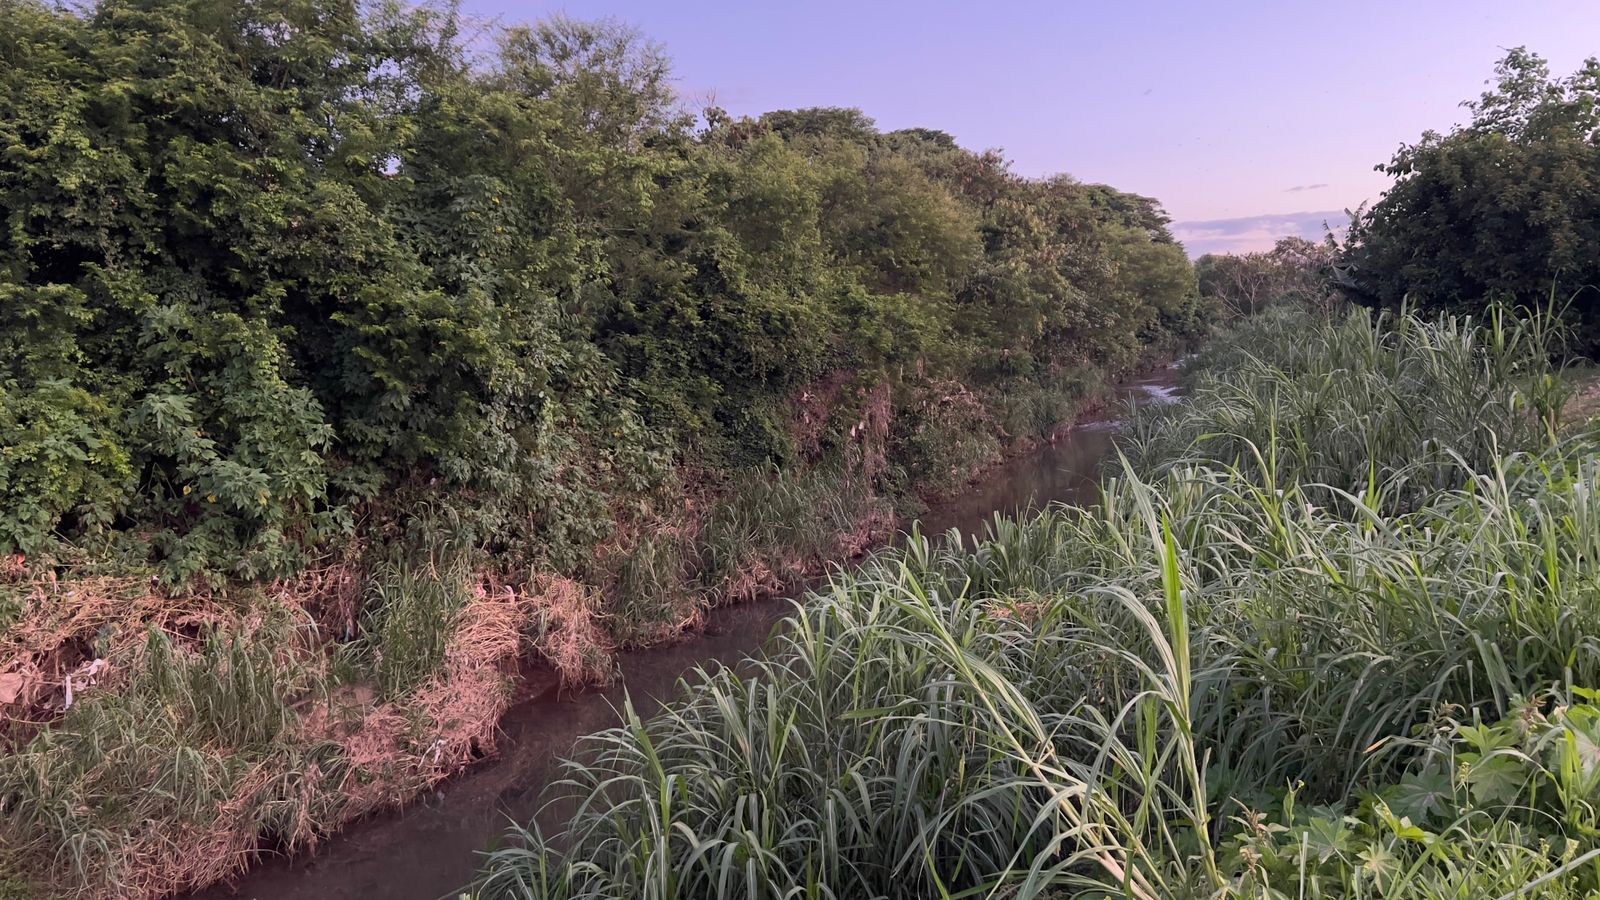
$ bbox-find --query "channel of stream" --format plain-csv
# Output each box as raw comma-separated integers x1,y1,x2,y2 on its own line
192,365,1180,900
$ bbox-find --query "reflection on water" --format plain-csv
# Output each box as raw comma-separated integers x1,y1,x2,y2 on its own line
191,365,1178,900
916,371,1176,543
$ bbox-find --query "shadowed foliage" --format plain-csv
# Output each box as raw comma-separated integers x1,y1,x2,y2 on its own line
0,3,1201,896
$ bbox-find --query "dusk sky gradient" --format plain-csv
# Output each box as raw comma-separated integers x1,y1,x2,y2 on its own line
466,1,1600,253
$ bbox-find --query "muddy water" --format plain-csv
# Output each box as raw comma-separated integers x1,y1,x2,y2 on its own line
193,366,1179,900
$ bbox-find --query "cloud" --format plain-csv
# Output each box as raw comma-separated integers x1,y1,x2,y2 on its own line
1283,183,1330,193
1170,210,1350,257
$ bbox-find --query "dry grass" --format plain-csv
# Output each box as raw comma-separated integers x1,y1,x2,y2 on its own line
0,554,579,898
0,355,1083,898
3,575,216,727
108,753,333,897
315,578,536,815
0,555,369,734
515,574,612,687
0,534,657,899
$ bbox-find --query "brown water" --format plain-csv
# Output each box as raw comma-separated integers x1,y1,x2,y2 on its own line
192,366,1179,900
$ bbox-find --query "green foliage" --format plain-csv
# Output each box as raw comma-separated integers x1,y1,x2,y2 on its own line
0,7,1201,893
0,0,433,574
0,1,1191,583
1346,47,1600,351
1132,304,1566,512
1196,236,1340,320
693,465,872,593
469,310,1600,899
1216,697,1600,898
0,377,131,553
605,466,887,644
994,366,1103,442
355,510,479,698
889,378,1003,496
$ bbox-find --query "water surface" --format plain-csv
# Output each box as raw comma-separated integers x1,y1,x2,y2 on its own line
192,366,1178,900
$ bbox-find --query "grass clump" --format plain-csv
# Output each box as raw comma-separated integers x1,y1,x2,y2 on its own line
1131,305,1568,511
468,309,1600,899
0,625,338,897
605,466,892,645
993,366,1105,442
357,521,477,699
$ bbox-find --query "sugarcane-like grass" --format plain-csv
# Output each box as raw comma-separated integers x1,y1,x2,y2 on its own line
471,308,1600,899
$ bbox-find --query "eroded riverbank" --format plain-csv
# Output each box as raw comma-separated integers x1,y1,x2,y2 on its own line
191,367,1179,900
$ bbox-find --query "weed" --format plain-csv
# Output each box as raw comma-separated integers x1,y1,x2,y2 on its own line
468,310,1600,899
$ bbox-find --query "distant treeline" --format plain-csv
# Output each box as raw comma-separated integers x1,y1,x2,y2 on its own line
0,0,1201,581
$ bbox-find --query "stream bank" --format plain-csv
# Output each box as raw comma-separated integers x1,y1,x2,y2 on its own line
191,366,1179,900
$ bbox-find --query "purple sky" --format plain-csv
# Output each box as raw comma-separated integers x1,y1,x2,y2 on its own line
466,0,1599,253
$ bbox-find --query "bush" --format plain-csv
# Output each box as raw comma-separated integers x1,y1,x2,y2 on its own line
0,0,1193,583
1345,48,1600,353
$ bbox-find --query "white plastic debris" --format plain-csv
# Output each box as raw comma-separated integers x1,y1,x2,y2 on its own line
61,658,107,711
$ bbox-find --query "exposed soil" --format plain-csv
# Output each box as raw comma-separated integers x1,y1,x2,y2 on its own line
183,365,1181,900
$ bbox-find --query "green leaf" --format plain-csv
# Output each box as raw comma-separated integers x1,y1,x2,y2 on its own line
1296,815,1354,864
1386,770,1458,824
1464,754,1529,805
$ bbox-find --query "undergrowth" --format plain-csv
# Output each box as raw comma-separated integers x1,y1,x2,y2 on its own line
0,359,1118,898
468,308,1600,899
1131,305,1567,511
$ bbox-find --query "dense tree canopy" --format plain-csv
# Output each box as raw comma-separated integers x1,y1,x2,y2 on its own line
0,0,1197,580
1345,48,1600,348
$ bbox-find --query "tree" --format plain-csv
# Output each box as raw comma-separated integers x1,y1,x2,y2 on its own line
1344,48,1600,349
0,1,1197,577
1197,236,1337,319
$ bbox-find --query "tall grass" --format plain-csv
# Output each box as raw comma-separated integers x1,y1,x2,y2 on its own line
607,466,889,644
0,503,506,898
469,309,1600,899
694,466,871,597
994,366,1105,442
1131,305,1569,511
357,524,477,698
0,624,338,897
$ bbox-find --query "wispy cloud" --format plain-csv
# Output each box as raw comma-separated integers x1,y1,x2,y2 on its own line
1283,183,1329,193
1170,210,1350,257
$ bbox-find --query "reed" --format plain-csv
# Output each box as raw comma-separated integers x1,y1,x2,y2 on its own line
469,309,1600,899
1129,305,1568,512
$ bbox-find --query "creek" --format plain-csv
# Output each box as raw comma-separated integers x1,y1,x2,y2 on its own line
192,365,1180,900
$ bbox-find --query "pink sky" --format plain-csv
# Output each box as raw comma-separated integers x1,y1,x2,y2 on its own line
469,0,1599,252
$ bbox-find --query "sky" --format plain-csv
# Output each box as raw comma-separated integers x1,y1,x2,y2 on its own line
462,0,1600,254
